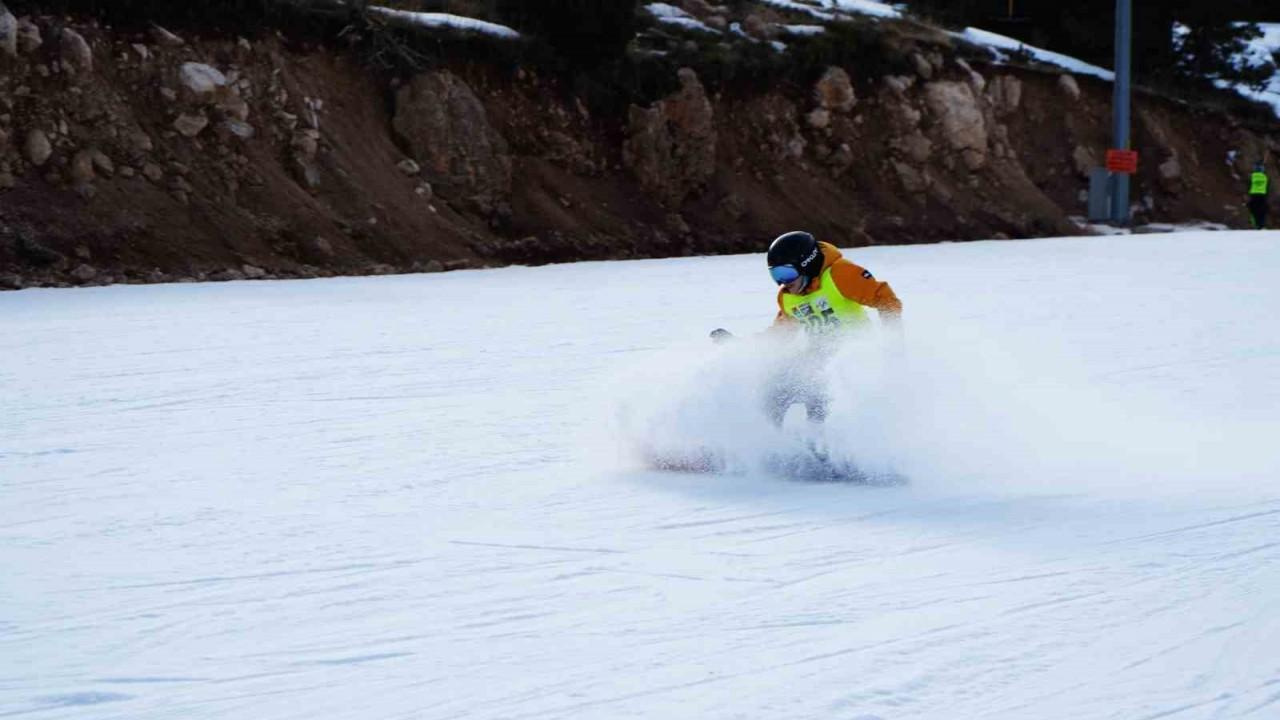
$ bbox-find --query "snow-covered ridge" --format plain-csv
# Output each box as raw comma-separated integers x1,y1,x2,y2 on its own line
367,1,1276,120
756,0,902,23
963,23,1279,119
757,0,835,21
643,3,722,34
367,6,520,39
644,0,901,47
823,0,903,19
961,27,1114,81
781,24,826,37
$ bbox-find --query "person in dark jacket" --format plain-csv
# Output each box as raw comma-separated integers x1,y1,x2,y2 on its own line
1248,163,1270,229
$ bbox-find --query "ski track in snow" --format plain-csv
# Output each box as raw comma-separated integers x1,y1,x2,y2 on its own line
3,231,1280,719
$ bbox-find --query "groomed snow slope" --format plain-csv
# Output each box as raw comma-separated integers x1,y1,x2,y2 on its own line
4,231,1280,719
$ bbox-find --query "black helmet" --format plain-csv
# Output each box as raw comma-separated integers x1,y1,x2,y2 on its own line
767,231,822,285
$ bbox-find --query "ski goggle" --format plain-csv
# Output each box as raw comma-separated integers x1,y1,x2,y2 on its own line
769,264,801,284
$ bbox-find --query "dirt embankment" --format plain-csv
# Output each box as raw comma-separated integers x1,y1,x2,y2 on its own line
0,11,1276,290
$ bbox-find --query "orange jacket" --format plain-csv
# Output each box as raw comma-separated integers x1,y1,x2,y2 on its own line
774,242,902,326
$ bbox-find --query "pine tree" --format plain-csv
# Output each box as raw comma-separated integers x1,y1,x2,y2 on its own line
493,0,638,66
1173,19,1275,91
905,0,1275,91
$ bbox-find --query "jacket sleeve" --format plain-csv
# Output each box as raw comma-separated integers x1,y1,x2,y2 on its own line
829,260,903,320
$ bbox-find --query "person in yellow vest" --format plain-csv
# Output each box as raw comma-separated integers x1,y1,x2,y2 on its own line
1248,163,1269,229
762,230,903,425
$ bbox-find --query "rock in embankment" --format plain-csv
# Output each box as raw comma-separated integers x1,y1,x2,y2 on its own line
622,67,716,207
392,70,511,214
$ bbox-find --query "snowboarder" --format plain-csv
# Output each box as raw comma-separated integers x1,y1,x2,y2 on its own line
761,230,903,425
1248,163,1269,229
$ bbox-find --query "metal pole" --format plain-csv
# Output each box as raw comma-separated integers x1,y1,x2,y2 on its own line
1111,0,1132,223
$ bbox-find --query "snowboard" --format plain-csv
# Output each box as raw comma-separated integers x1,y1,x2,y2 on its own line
641,328,907,485
645,446,905,486
760,450,906,486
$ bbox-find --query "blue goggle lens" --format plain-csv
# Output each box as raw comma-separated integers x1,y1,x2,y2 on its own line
769,265,801,284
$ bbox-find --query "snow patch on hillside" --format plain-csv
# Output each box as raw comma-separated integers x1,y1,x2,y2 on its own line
1230,22,1280,116
645,3,722,33
757,0,902,22
367,6,520,39
963,22,1279,119
822,0,903,19
961,27,1114,80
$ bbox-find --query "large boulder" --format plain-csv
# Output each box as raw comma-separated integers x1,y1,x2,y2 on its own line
69,149,96,185
25,129,51,166
16,17,40,54
882,75,914,97
0,6,16,58
623,67,716,206
742,13,778,40
392,70,511,213
1058,74,1081,101
814,66,856,112
173,112,209,137
1158,151,1182,192
59,28,92,75
884,95,922,132
70,264,98,283
891,131,933,165
910,53,933,80
178,62,228,98
150,24,184,47
986,75,1022,116
923,81,989,170
892,160,928,192
1072,144,1096,177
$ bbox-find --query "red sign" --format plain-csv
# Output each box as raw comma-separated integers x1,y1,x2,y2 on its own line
1106,149,1139,174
